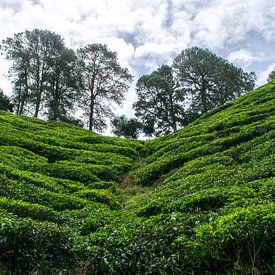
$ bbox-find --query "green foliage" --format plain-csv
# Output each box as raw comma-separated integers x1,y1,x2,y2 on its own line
0,215,77,272
0,197,59,222
111,115,143,138
77,43,133,131
33,161,101,183
1,29,79,119
0,174,88,211
190,204,275,273
133,48,256,137
74,189,120,210
86,180,117,193
0,82,274,273
173,46,256,116
46,48,80,121
0,89,13,112
268,69,275,82
134,65,185,136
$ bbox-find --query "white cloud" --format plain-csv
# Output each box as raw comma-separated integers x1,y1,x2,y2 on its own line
190,0,275,47
0,0,275,117
257,63,275,86
228,49,265,67
96,37,135,70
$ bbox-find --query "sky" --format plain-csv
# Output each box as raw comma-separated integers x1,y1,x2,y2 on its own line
0,0,275,119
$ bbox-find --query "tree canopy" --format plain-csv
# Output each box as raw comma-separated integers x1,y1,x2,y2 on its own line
77,44,133,131
45,48,79,121
134,65,185,136
1,29,79,119
173,47,256,118
0,89,13,112
267,68,275,82
133,49,255,136
111,115,142,139
1,30,134,131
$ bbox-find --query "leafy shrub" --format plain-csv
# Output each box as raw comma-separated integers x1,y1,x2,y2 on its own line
0,174,88,211
31,162,100,183
191,204,275,273
0,197,59,222
0,215,77,272
87,181,117,193
74,189,120,210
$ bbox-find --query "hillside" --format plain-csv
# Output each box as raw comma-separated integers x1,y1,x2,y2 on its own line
0,82,275,274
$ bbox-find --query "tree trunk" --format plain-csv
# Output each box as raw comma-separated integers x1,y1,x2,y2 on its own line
89,72,96,131
169,92,177,131
16,82,23,115
89,95,94,131
51,79,60,120
34,78,45,118
34,59,41,117
34,59,45,118
19,95,25,115
18,68,30,115
34,92,41,117
201,77,208,113
51,98,59,121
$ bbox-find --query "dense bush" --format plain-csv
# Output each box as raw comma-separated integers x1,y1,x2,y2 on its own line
87,181,117,193
0,174,88,211
74,189,120,210
0,216,77,272
0,197,59,222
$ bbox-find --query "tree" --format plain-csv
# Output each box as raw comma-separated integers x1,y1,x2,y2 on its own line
1,32,32,115
0,89,13,112
26,29,68,117
1,29,78,119
77,44,133,131
111,115,142,138
45,48,79,121
267,68,275,82
173,47,256,118
133,65,185,136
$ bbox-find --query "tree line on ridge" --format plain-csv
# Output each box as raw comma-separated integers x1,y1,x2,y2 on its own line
1,28,270,137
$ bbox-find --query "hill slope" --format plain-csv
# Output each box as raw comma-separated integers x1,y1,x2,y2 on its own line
0,82,274,273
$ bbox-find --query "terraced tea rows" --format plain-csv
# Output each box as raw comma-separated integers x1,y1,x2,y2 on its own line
0,82,274,274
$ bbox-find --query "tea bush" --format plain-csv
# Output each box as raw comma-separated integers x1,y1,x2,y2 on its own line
0,197,59,222
0,215,77,272
74,189,120,210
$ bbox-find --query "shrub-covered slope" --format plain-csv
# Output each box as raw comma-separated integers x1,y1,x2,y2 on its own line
0,113,144,272
129,82,275,273
0,82,275,274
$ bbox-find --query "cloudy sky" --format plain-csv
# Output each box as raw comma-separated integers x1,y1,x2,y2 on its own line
0,0,275,117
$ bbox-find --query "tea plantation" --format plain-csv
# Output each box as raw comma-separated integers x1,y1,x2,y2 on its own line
0,82,274,274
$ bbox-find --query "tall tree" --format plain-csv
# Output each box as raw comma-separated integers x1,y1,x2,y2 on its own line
1,29,76,118
173,47,256,117
0,89,13,112
45,48,79,121
26,29,65,117
267,68,275,82
133,65,185,136
77,44,133,131
1,32,32,115
111,115,142,139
